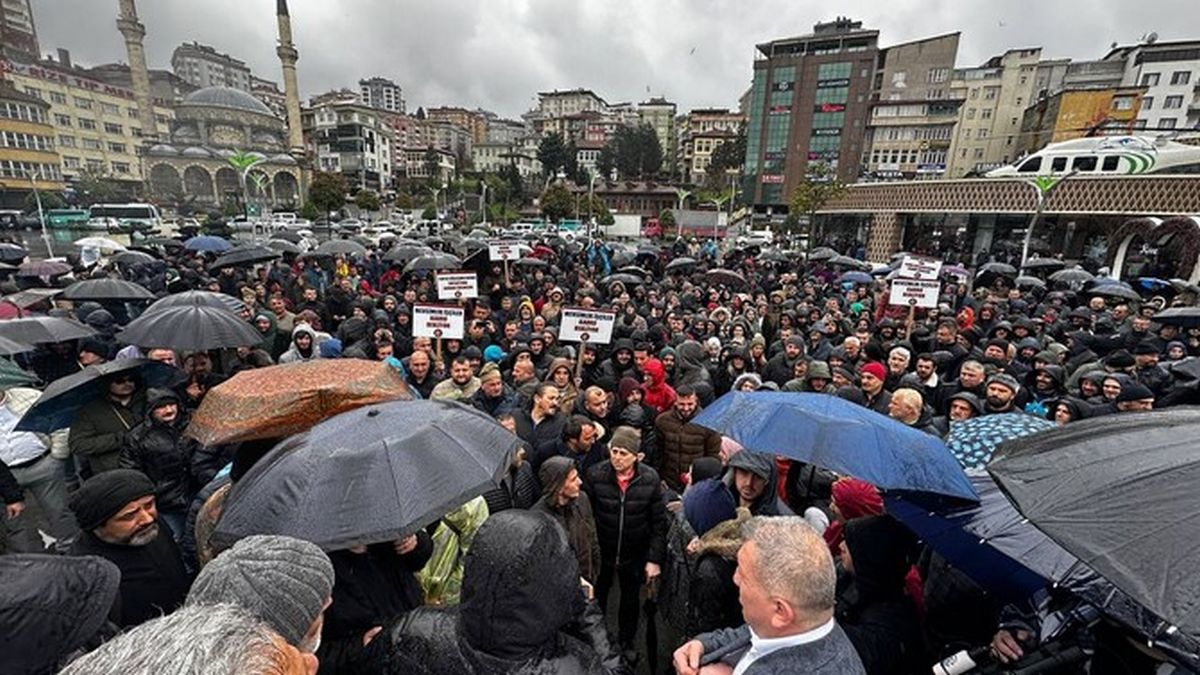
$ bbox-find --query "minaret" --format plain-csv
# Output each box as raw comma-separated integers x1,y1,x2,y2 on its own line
276,0,305,157
116,0,158,143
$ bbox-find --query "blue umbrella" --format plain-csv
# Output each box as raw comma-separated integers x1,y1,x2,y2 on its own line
184,235,233,253
886,474,1082,602
1134,277,1172,293
945,413,1055,470
838,270,874,285
692,392,977,501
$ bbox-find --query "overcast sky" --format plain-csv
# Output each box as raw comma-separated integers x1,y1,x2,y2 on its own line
30,0,1200,118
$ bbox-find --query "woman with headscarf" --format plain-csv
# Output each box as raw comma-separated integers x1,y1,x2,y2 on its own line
823,477,884,558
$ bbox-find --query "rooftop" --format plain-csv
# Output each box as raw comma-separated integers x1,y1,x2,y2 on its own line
182,86,275,117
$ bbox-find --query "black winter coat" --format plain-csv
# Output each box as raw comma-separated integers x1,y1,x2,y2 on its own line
69,529,190,628
120,403,203,513
583,461,668,566
373,510,629,674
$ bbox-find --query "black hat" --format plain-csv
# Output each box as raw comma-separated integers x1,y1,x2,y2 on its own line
1133,339,1160,356
1104,350,1136,369
68,469,155,531
1116,382,1155,403
78,337,110,360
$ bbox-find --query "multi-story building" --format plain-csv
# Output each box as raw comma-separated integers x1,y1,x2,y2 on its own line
863,33,962,180
945,48,1044,177
743,17,879,212
1020,87,1147,154
0,81,63,208
526,88,608,137
1,57,173,190
1104,39,1200,133
309,88,358,107
575,139,604,176
678,107,744,183
430,120,473,168
359,76,405,114
637,97,677,173
1,0,38,59
404,147,454,183
485,118,528,144
426,106,489,145
250,75,286,118
170,42,251,92
302,97,393,192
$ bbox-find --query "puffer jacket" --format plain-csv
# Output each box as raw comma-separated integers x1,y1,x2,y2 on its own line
0,554,121,675
583,461,668,566
374,510,629,674
655,407,722,492
119,389,202,513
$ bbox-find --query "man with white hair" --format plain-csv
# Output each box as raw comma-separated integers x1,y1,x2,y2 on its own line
672,516,865,675
887,388,942,436
58,604,318,675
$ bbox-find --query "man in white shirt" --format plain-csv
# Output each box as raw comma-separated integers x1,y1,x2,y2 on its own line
672,517,865,675
0,386,78,552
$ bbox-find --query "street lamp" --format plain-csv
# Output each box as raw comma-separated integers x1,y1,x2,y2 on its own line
480,183,488,226
587,172,600,238
1020,170,1077,268
26,169,52,257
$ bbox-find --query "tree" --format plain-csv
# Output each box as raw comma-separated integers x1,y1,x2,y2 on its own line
588,196,614,226
596,144,615,180
424,148,442,186
789,162,846,250
705,125,746,192
24,190,65,213
75,166,120,206
605,124,663,180
498,163,524,205
394,192,415,209
537,134,569,178
354,190,381,214
564,140,582,183
308,171,349,215
659,208,676,233
540,183,574,223
421,205,438,220
299,202,320,221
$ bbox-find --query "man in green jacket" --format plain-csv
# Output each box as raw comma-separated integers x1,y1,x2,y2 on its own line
69,372,145,476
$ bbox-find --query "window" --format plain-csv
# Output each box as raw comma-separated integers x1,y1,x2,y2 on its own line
927,67,949,84
973,148,984,159
1171,71,1191,86
86,159,105,172
103,123,123,135
111,162,130,174
1102,156,1120,171
1051,157,1068,171
54,113,72,126
24,86,43,99
100,102,120,115
1112,97,1134,111
1165,96,1184,109
49,92,67,105
970,89,979,100
984,88,998,100
62,156,81,169
127,107,139,118
1159,118,1178,130
1072,156,1097,171
1018,157,1042,173
82,138,102,150
108,142,126,154
58,135,75,147
1141,73,1160,87
78,118,96,130
74,97,92,109
981,108,993,119
976,128,988,139
1133,119,1148,129
1142,96,1154,110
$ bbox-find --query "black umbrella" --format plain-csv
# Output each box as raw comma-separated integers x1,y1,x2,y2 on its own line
3,288,61,309
0,334,33,356
1021,258,1066,272
601,273,644,287
270,231,303,244
808,246,838,262
119,305,263,351
265,239,302,255
665,257,698,272
705,268,747,289
62,278,155,302
514,256,549,268
208,245,281,271
975,261,1018,279
0,243,27,263
757,249,789,264
617,265,650,277
0,316,95,344
146,290,245,315
990,410,1200,650
1014,275,1046,291
403,252,461,274
16,359,180,432
17,260,71,278
112,250,157,266
210,399,520,551
315,239,369,258
385,245,434,265
1048,267,1095,289
1085,283,1141,302
1153,307,1200,328
610,250,635,268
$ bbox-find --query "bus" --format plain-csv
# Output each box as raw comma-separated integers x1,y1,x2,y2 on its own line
87,203,162,233
986,136,1200,178
45,209,92,229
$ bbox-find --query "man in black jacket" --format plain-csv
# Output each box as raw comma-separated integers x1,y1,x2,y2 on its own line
583,426,669,651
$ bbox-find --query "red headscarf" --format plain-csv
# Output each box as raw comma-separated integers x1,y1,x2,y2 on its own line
823,477,883,556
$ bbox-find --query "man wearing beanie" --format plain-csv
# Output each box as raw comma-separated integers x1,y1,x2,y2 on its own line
858,361,891,415
68,469,190,628
984,373,1021,415
188,535,334,653
469,362,517,418
583,425,668,653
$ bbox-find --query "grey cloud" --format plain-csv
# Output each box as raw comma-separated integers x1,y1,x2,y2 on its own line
30,0,1200,118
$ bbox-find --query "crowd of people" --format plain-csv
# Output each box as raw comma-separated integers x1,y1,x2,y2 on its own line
1,230,1194,674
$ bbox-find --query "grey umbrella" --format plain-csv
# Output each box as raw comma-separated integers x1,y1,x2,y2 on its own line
315,239,369,258
119,305,263,351
0,316,95,344
0,334,33,356
62,278,155,302
208,245,281,271
145,290,245,315
211,399,520,551
403,252,461,273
